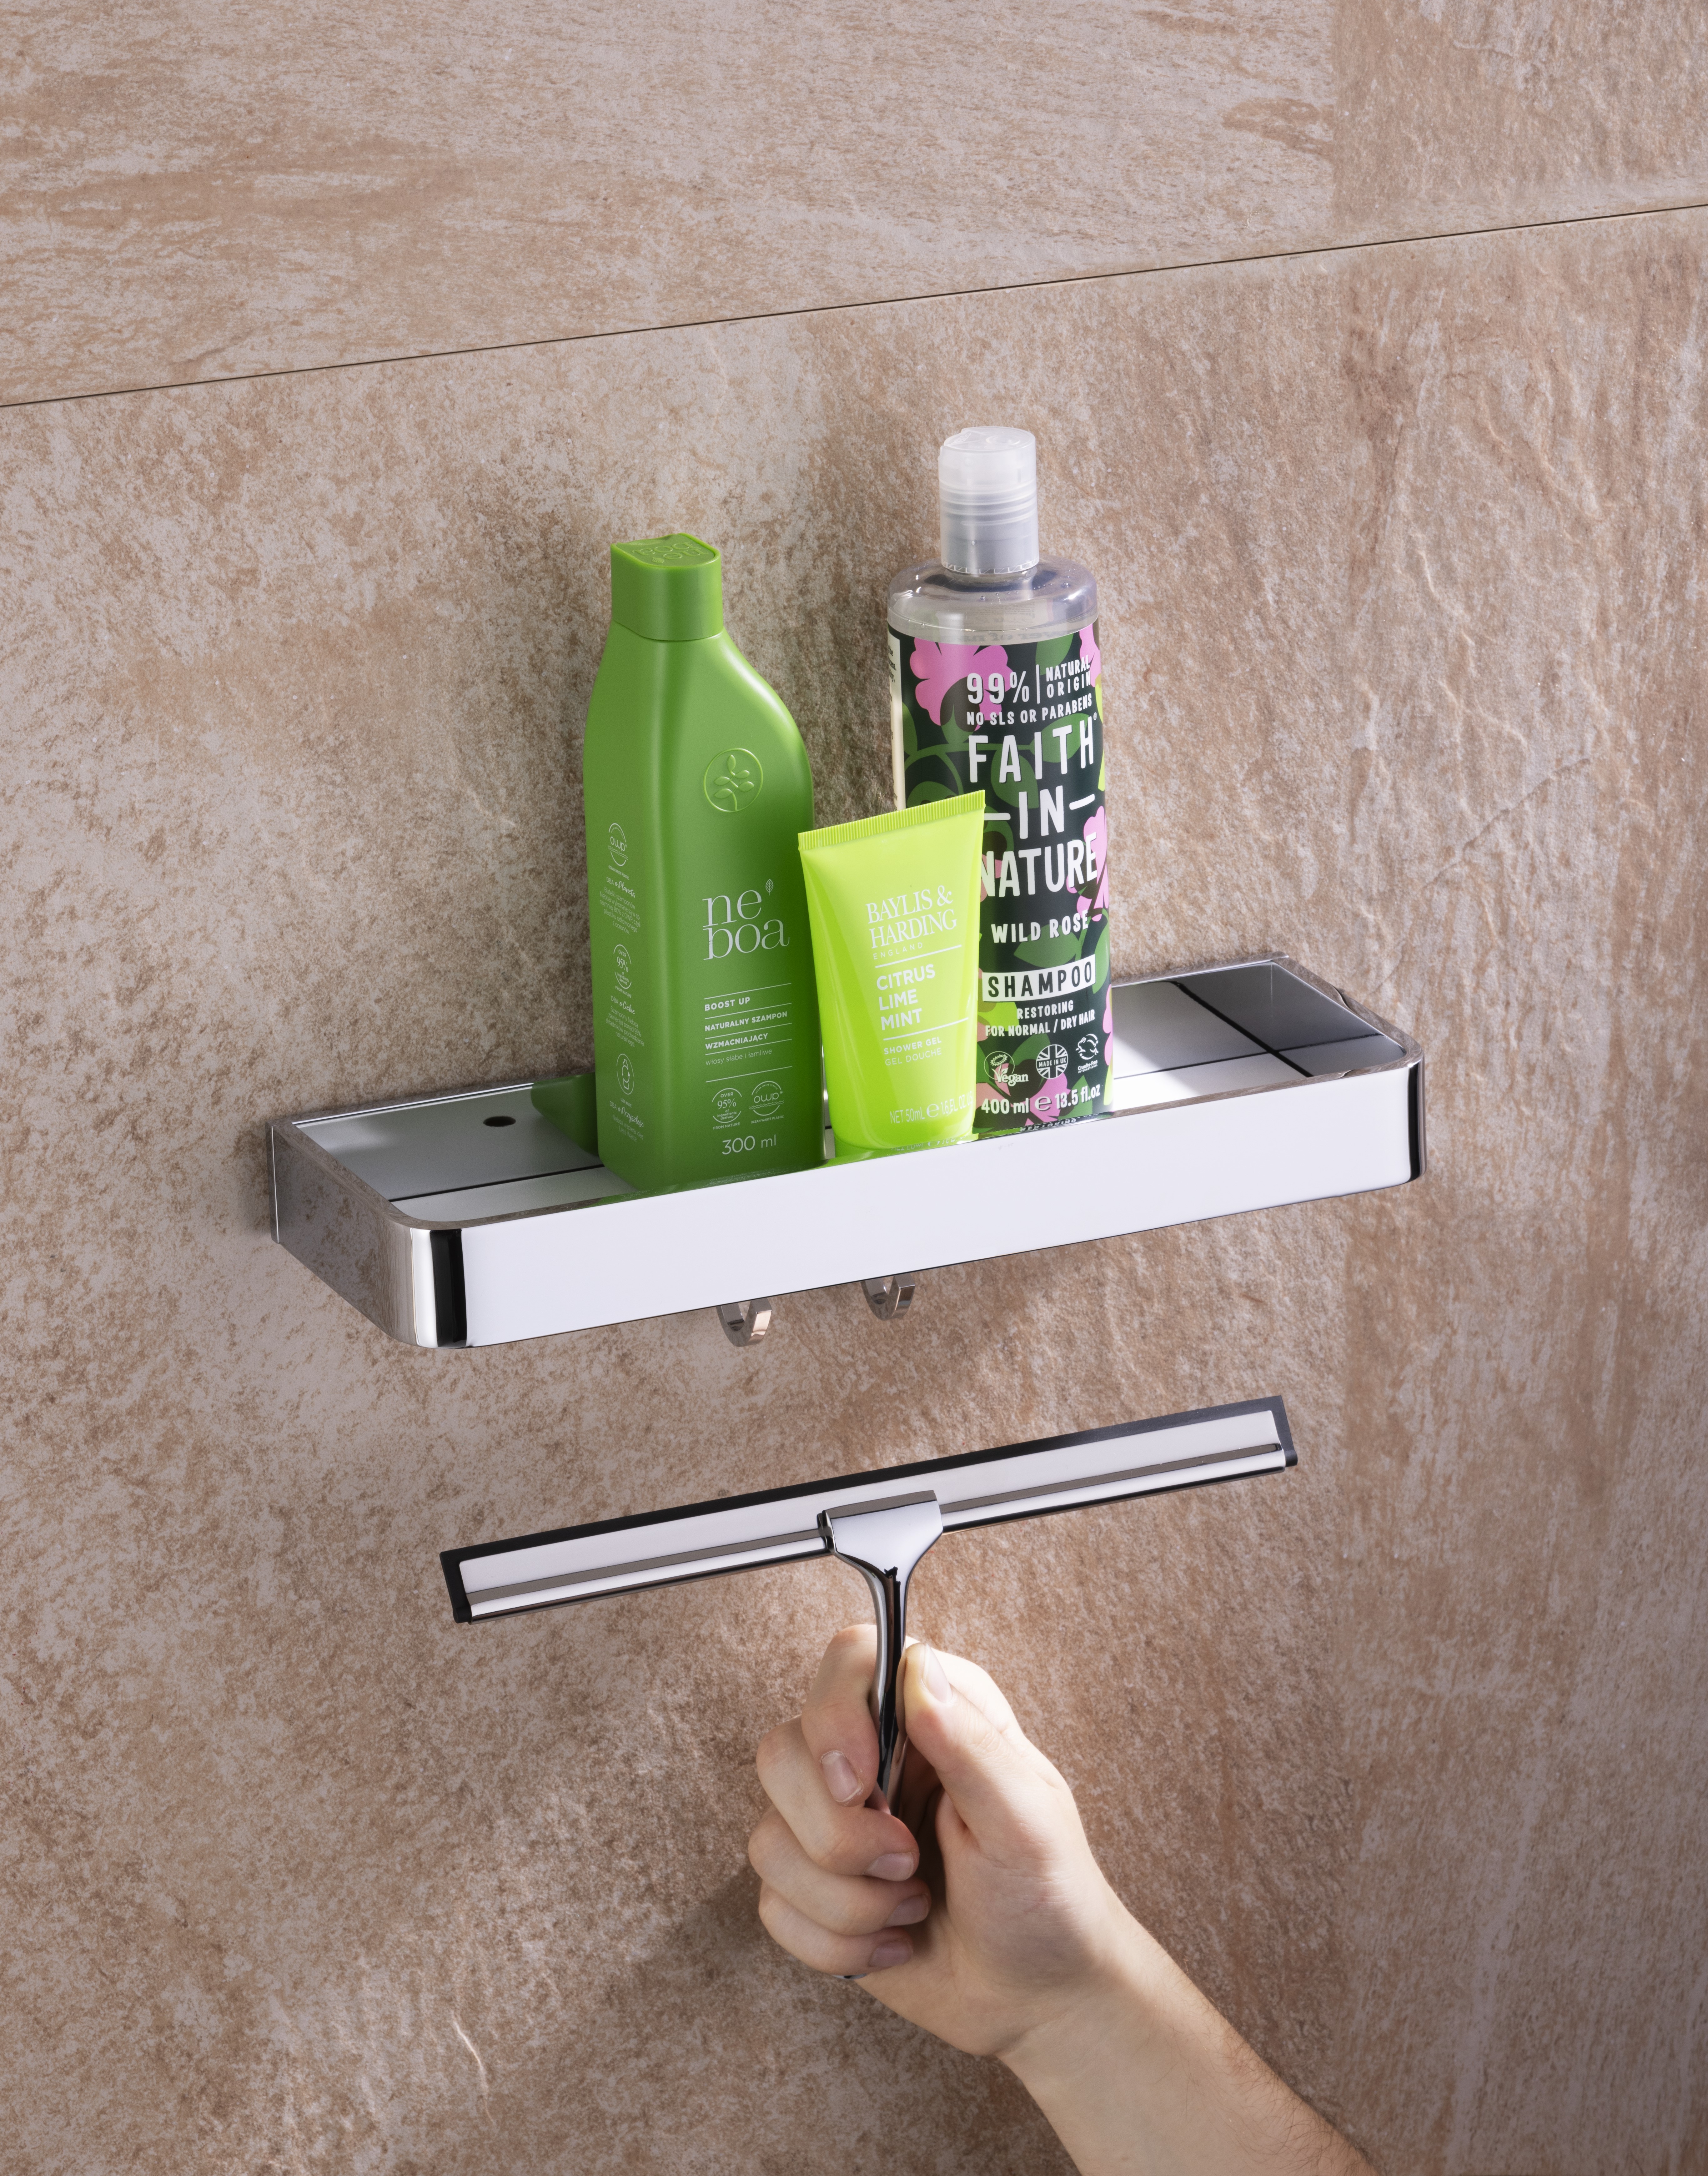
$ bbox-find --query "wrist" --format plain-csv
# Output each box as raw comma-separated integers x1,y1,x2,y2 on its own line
997,1885,1168,2103
999,1893,1352,2176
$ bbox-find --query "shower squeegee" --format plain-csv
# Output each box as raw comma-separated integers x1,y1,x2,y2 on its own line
442,1396,1293,1814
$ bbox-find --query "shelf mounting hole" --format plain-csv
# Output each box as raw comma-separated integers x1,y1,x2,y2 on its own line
483,1115,517,1127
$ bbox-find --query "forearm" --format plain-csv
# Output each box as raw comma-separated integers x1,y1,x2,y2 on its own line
1001,1911,1372,2176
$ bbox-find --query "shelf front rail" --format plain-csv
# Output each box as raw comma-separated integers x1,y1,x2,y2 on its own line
270,956,1423,1348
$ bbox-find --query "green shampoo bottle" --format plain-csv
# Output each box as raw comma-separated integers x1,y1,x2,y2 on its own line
583,534,822,1192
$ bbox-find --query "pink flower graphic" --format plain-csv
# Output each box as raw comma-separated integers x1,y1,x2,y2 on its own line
1075,805,1109,915
909,641,1010,727
1028,1073,1069,1124
1078,623,1102,688
1102,985,1114,1069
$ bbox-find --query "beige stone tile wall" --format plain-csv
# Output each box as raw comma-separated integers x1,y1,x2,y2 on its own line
3,9,1706,2172
1336,0,1708,239
5,1,1705,405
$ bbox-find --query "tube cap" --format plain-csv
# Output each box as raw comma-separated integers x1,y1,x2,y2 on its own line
610,533,724,642
938,426,1039,577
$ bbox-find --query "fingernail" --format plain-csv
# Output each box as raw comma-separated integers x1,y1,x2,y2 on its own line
821,1750,863,1804
866,1851,915,1881
867,1936,911,1970
884,1894,929,1928
920,1644,950,1701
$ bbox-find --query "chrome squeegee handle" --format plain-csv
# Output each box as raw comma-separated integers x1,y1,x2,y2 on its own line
820,1492,944,1815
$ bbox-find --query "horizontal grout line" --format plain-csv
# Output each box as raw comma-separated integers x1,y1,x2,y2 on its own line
5,195,1706,416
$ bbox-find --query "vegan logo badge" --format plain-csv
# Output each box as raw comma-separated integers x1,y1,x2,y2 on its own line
703,749,763,814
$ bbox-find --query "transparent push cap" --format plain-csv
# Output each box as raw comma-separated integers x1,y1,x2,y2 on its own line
938,426,1039,577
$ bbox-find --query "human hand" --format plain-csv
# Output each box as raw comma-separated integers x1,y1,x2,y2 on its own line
746,1622,1133,2059
749,1626,1374,2176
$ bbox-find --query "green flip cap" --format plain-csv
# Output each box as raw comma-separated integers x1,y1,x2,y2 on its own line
610,532,724,642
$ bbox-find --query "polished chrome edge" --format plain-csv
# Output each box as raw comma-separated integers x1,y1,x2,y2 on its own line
440,1396,1293,1624
1120,951,1422,1070
1257,952,1425,1176
821,1493,945,1812
269,1116,469,1349
283,1076,541,1131
1261,953,1419,1061
269,1119,419,1347
1408,1055,1427,1180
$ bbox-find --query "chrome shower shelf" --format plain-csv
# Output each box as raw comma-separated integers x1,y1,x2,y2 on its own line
269,955,1423,1348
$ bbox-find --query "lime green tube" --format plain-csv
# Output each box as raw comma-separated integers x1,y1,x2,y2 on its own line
798,792,985,1156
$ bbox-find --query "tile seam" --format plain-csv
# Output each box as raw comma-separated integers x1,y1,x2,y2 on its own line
5,195,1705,417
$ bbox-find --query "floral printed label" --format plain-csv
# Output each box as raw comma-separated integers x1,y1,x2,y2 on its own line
893,621,1109,1135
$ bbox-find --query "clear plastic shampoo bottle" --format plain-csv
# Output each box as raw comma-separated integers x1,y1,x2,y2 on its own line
888,428,1109,1135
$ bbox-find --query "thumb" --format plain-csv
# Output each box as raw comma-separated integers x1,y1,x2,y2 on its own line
902,1644,1060,1862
